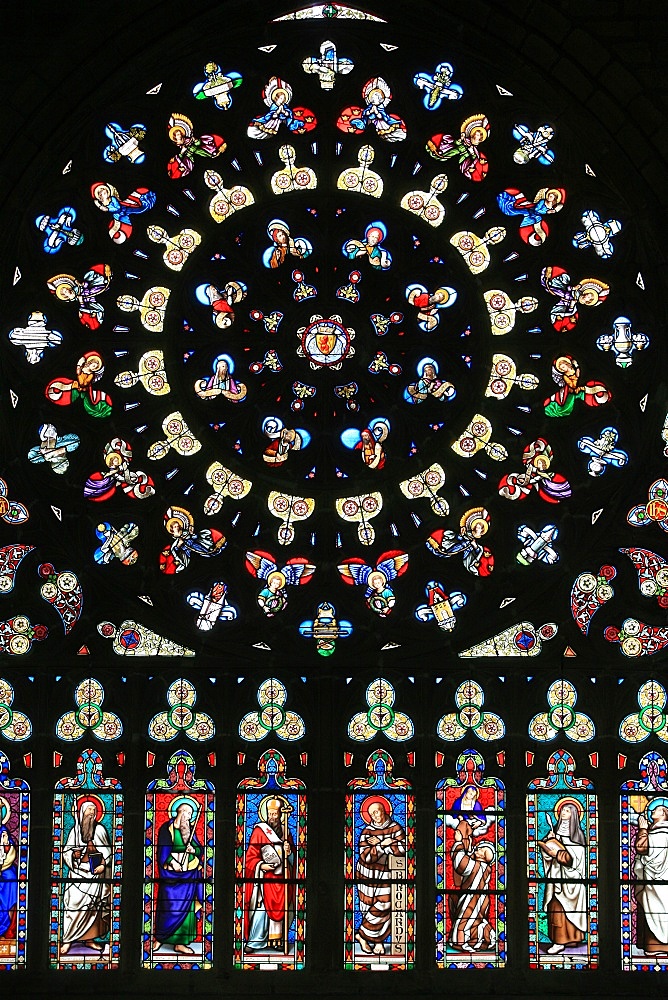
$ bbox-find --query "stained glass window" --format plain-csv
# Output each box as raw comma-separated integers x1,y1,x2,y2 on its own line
0,1,666,993
436,748,505,968
620,750,668,971
235,748,307,969
50,749,123,969
344,749,415,969
527,750,597,969
147,678,215,741
0,751,29,970
143,749,215,969
56,678,122,742
437,679,504,741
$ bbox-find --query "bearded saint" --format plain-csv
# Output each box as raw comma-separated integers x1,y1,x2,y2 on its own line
244,797,294,952
61,800,112,956
355,799,406,955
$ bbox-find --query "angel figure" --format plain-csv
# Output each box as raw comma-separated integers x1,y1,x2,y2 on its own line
84,437,155,501
166,112,225,179
544,355,611,417
427,113,490,181
337,76,406,141
245,550,315,617
159,506,226,574
342,221,392,270
263,219,313,269
404,357,455,403
426,507,494,576
90,181,156,243
338,550,409,617
541,265,609,333
195,354,247,402
248,76,317,139
497,186,566,246
45,351,112,419
47,263,112,330
498,438,572,504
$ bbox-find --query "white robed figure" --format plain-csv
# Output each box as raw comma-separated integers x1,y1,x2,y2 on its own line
634,798,668,954
61,798,112,956
539,799,587,955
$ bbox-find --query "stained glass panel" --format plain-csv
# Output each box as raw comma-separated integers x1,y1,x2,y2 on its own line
344,749,415,970
234,748,306,970
50,749,122,969
0,751,29,970
620,750,668,970
436,748,505,968
143,749,215,969
527,749,597,969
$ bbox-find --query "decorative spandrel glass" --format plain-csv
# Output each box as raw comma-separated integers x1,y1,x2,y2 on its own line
148,679,215,742
239,679,305,742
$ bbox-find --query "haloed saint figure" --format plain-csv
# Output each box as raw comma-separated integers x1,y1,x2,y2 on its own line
355,796,406,958
61,799,112,958
244,795,295,954
538,800,588,956
154,801,204,956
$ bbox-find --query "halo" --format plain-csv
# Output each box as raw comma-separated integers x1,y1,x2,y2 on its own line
461,506,489,535
360,794,393,824
267,218,289,239
169,794,199,819
545,187,565,205
213,353,235,375
266,569,287,589
76,793,105,824
0,795,11,826
647,796,668,822
455,784,480,806
91,180,113,200
462,112,489,138
271,86,290,105
49,274,78,299
262,415,283,437
553,796,584,823
417,357,439,377
258,793,291,824
164,506,193,532
168,113,193,139
366,220,387,240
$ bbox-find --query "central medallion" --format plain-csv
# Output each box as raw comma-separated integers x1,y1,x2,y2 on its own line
297,313,355,370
